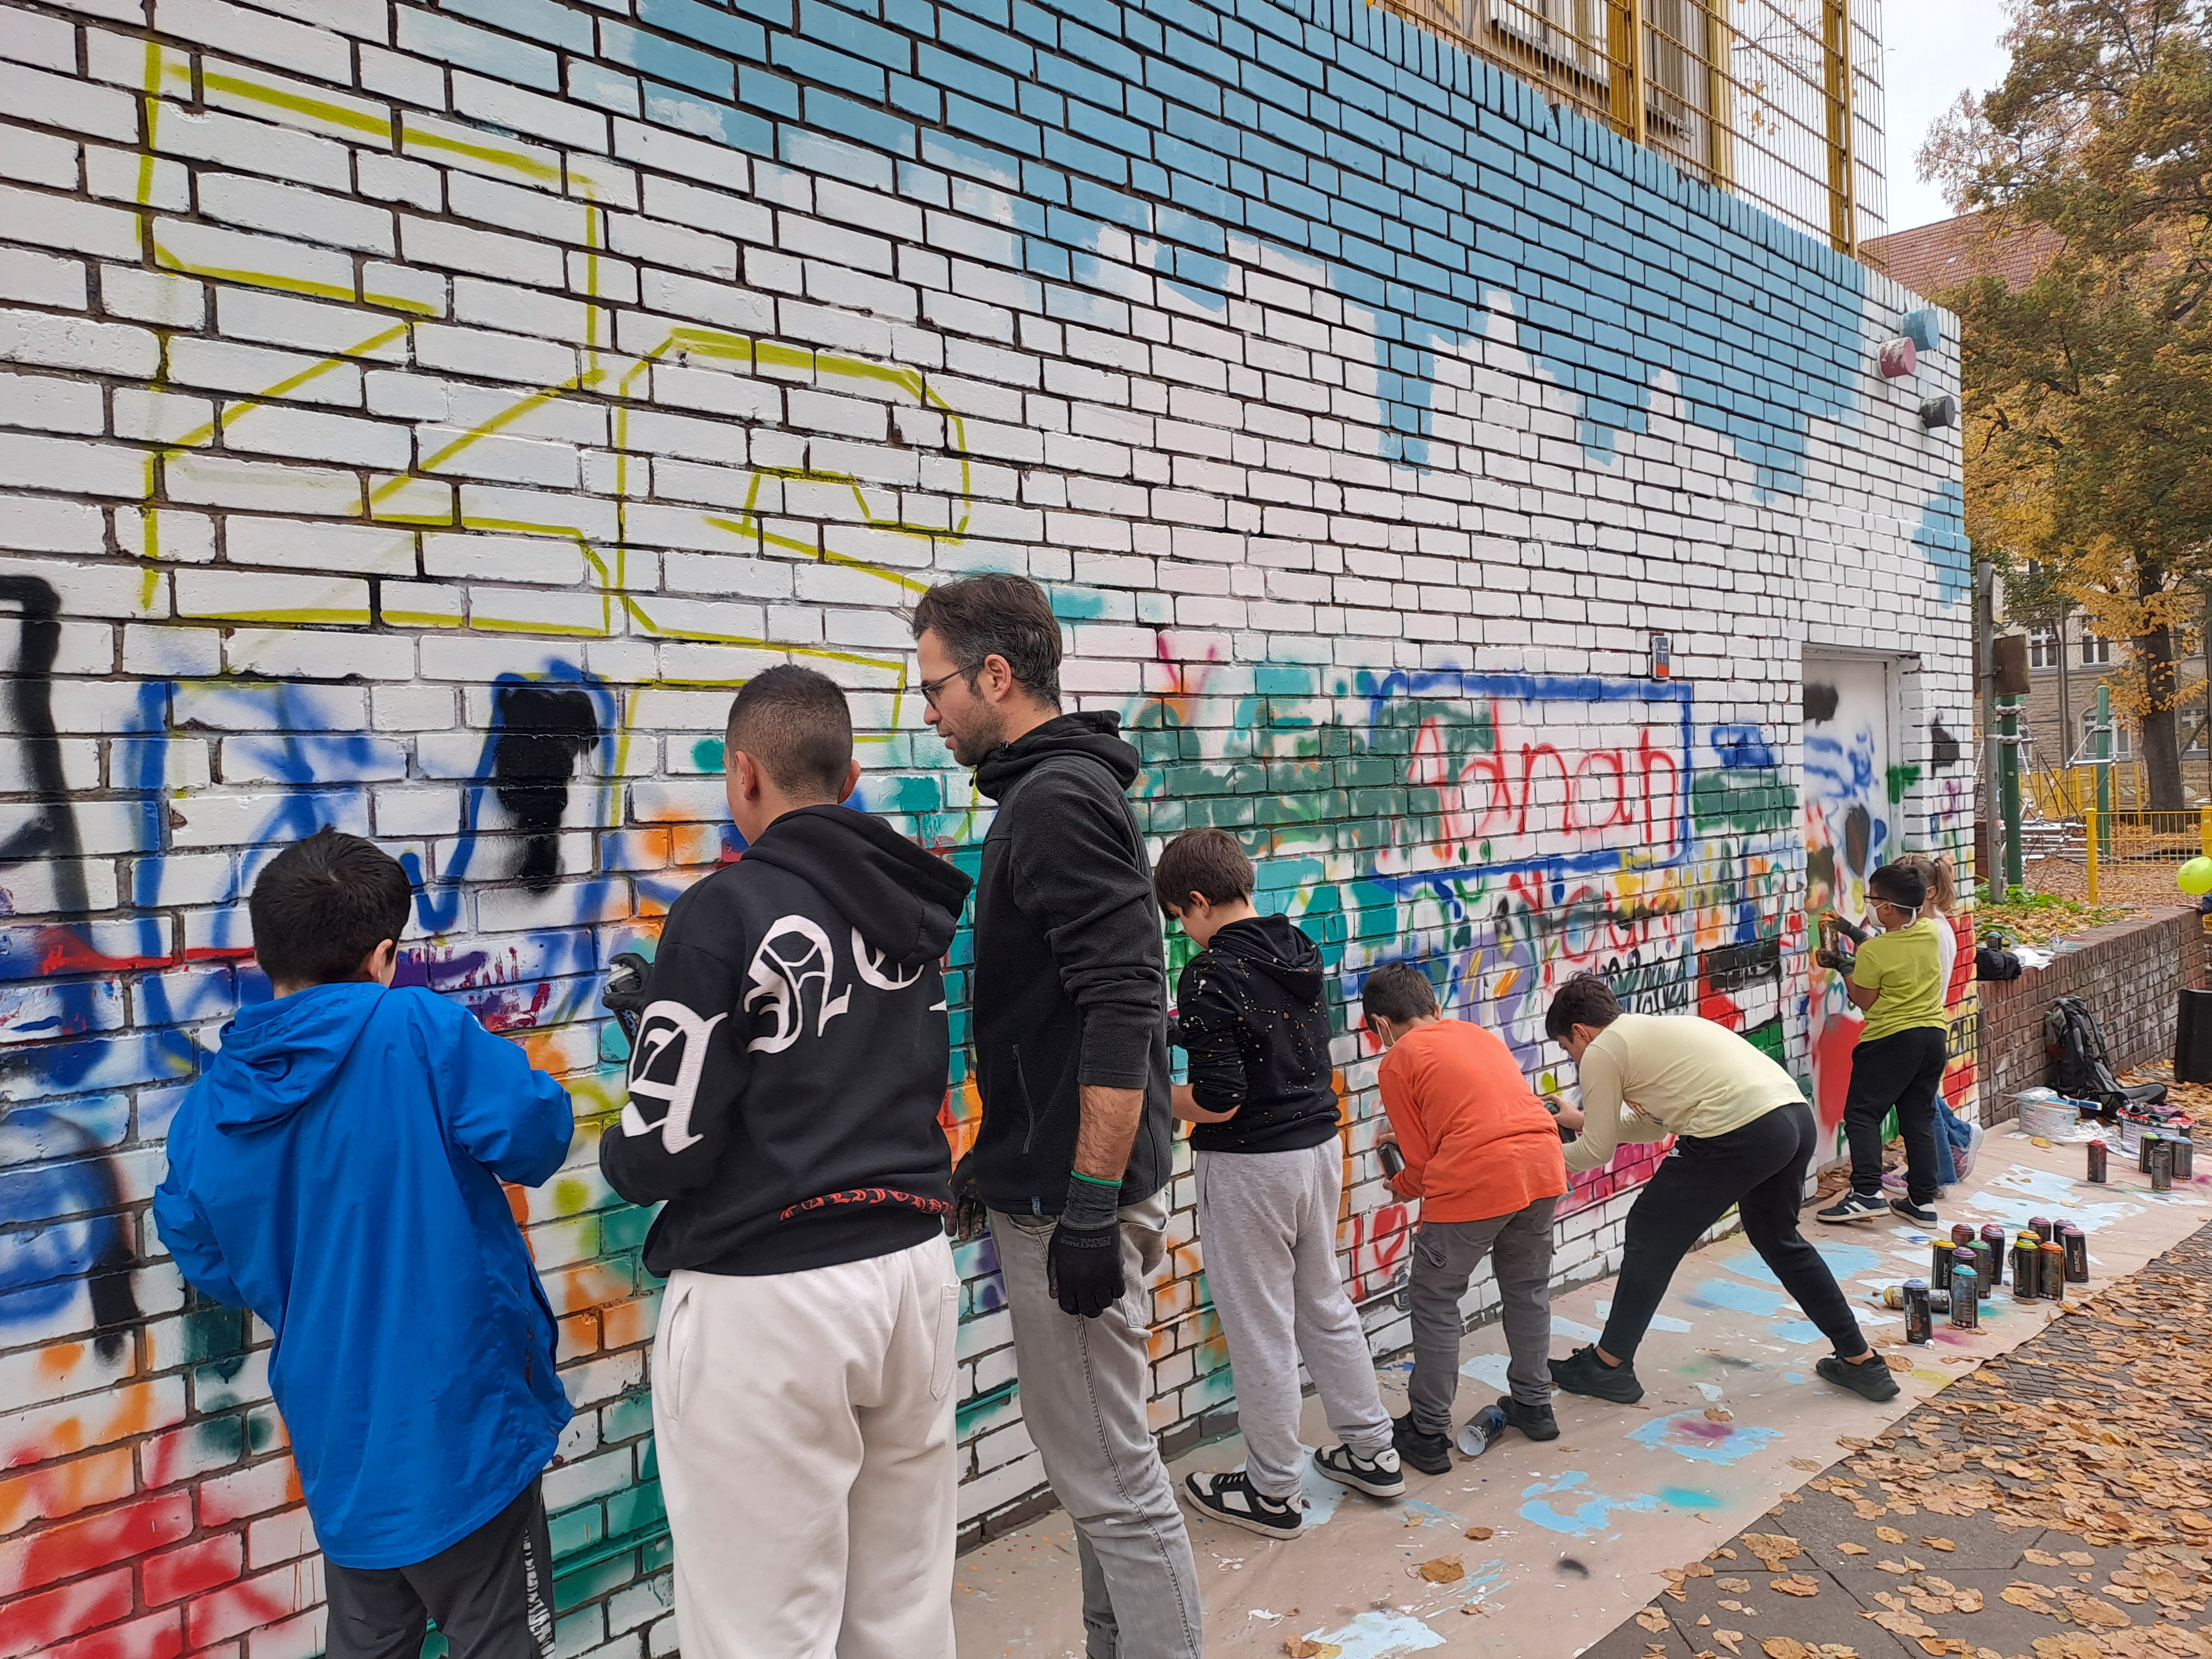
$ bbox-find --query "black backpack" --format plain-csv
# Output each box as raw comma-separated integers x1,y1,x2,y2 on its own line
2043,995,2169,1115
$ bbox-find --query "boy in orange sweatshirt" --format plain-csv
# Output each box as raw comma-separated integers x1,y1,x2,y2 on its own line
1365,963,1569,1474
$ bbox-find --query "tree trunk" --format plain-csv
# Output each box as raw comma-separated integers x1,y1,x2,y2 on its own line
2140,615,2187,811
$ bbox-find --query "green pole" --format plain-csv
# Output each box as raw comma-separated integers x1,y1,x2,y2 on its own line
2000,693,2025,893
2095,681,2114,859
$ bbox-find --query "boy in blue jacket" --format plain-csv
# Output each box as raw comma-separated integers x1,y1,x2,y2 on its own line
154,828,575,1659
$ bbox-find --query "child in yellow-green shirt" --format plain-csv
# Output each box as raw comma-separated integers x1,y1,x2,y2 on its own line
1815,862,1949,1228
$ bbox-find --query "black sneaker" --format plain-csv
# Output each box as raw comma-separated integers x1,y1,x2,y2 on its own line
1497,1394,1560,1441
1181,1469,1303,1539
1312,1442,1406,1498
1890,1197,1939,1228
1390,1413,1453,1476
1548,1344,1644,1404
1817,1353,1901,1402
1816,1191,1888,1225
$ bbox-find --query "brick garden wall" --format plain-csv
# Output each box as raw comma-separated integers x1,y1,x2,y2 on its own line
1975,908,2212,1121
0,0,1968,1655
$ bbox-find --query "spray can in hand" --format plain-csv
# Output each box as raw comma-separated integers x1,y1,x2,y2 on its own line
602,951,653,1044
1379,1141,1406,1180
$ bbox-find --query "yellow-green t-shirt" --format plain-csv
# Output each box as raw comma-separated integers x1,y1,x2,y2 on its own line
1851,916,1947,1043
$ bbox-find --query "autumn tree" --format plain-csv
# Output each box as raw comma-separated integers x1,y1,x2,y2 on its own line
1926,0,2212,808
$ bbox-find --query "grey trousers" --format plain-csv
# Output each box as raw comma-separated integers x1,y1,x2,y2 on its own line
1406,1196,1558,1434
990,1194,1204,1659
1194,1144,1392,1500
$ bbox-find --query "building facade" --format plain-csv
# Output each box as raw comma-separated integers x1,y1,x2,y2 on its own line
0,1,1964,1655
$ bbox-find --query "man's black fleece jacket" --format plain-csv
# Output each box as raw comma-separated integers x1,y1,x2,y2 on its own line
968,711,1172,1216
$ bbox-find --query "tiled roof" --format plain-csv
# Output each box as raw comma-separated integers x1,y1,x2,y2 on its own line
1863,213,2064,298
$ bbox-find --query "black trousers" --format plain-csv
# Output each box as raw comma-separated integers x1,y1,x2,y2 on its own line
324,1478,556,1659
1598,1100,1866,1364
1844,1025,1949,1204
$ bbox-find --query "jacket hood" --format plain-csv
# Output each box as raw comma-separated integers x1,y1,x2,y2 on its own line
974,711,1140,802
203,981,388,1130
1210,915,1324,1001
738,804,973,967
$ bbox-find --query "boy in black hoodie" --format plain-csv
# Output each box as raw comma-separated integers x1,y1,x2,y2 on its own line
599,667,972,1659
1160,830,1403,1540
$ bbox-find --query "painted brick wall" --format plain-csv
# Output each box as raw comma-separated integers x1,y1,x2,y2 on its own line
0,0,1968,1654
1976,909,2212,1120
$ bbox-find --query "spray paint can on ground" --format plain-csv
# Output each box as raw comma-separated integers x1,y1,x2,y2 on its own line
1974,1240,2000,1298
2141,1131,2167,1173
2040,1241,2065,1298
2012,1237,2043,1300
1980,1224,2010,1288
2172,1133,2195,1181
2088,1140,2109,1183
1931,1241,1955,1292
2029,1215,2054,1243
1951,1223,1977,1248
2061,1225,2089,1284
1457,1403,1507,1459
2150,1136,2175,1193
1949,1266,1980,1328
1903,1279,1933,1344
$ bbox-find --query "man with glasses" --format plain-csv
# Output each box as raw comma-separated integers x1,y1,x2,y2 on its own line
914,573,1202,1658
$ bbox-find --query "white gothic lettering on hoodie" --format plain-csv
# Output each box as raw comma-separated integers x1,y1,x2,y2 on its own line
622,1003,727,1152
742,915,851,1053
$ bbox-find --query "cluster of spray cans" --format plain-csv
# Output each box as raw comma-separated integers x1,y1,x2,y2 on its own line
2085,1128,2196,1191
1895,1218,2087,1342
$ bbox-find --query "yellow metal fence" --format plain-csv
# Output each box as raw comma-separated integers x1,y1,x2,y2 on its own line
2081,807,2212,904
1372,0,1888,253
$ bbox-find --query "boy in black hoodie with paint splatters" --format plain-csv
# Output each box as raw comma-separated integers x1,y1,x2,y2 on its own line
600,666,972,1659
1159,829,1404,1542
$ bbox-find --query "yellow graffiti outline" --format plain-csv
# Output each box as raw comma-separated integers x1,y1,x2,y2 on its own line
121,62,970,729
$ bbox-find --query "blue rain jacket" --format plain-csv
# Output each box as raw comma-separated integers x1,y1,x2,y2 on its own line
154,982,575,1568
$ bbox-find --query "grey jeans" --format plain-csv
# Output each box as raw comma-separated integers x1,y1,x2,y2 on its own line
990,1193,1204,1659
1195,1144,1391,1499
1406,1196,1558,1434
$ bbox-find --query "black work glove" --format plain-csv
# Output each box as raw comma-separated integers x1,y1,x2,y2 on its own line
1047,1172,1125,1319
603,952,653,1041
1815,946,1856,975
946,1150,988,1244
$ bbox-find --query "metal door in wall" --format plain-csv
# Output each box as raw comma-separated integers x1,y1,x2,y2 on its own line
1802,653,1900,1145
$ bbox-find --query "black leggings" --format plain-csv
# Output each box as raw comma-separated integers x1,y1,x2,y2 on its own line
1598,1100,1866,1364
1844,1026,1949,1203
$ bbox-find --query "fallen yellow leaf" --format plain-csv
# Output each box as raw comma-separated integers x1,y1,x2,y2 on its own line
1921,1537,1955,1552
1771,1576,1822,1597
1464,1526,1494,1541
1637,1608,1672,1632
1763,1640,1815,1659
1418,1556,1465,1584
1877,1527,1908,1544
1837,1543,1870,1556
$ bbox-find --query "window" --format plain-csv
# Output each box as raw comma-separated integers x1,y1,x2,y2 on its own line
2081,633,2113,666
2081,712,2132,757
2028,628,2060,669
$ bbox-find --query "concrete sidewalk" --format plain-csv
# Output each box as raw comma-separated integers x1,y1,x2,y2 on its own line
951,1135,2212,1659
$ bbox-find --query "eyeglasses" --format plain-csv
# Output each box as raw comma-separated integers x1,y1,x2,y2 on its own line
917,664,976,711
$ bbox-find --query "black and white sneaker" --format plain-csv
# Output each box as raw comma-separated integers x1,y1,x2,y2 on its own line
1815,1191,1888,1225
1889,1197,1939,1228
1182,1469,1303,1539
1312,1442,1406,1498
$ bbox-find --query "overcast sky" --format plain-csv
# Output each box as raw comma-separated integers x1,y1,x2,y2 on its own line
1881,0,2015,231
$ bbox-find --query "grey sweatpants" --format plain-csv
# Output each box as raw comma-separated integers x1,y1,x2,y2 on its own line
1406,1196,1558,1435
1196,1143,1393,1500
990,1193,1204,1659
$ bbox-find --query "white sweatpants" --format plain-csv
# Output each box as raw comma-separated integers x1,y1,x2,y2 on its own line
653,1233,961,1659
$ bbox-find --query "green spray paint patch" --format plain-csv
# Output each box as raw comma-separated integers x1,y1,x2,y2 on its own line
1886,763,1922,803
1691,770,1796,834
958,1379,1020,1439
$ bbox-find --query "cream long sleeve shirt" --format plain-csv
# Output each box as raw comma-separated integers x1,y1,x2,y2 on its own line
1563,1012,1805,1173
